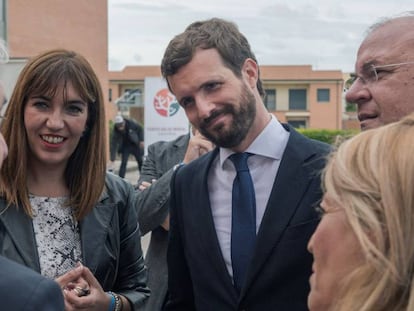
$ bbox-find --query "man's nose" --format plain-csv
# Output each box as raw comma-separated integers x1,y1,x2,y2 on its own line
195,95,215,120
345,81,371,106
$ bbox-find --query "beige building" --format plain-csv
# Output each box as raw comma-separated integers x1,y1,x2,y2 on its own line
1,0,113,137
110,64,344,129
108,66,161,124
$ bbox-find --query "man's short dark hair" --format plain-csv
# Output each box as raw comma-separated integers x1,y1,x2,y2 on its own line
161,18,265,98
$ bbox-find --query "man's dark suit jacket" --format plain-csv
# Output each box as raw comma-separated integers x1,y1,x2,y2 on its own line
0,255,64,310
138,133,190,311
165,125,330,311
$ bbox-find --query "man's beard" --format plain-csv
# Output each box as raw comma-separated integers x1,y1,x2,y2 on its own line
199,84,256,148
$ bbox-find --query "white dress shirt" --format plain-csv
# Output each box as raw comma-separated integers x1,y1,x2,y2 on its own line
207,115,290,277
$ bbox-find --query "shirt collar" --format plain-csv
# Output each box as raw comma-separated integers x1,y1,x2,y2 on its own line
219,114,290,168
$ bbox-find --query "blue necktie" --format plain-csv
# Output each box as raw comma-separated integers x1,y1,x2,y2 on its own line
229,152,256,293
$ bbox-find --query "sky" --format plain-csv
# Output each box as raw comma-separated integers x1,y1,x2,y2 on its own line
108,0,413,73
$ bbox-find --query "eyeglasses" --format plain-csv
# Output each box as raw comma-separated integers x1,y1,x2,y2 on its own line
344,61,414,92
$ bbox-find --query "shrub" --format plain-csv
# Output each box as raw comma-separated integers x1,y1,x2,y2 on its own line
297,128,359,145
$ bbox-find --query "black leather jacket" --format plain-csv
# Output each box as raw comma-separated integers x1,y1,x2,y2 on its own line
0,173,149,309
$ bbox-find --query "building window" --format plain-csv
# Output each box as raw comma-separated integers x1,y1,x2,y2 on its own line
288,119,307,129
264,89,276,111
317,88,330,102
108,88,112,102
289,89,307,110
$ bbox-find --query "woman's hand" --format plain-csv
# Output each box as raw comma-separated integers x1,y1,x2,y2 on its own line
56,263,111,311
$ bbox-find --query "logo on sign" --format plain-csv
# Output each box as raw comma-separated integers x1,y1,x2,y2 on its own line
153,88,180,117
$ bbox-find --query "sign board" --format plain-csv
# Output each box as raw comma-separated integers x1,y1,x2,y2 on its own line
144,77,189,155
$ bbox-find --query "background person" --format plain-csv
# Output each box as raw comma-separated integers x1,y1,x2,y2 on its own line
0,49,149,310
308,113,414,311
345,11,414,130
137,127,214,310
110,115,144,177
162,17,330,310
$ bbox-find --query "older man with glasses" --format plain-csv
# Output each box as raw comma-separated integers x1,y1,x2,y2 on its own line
345,11,414,131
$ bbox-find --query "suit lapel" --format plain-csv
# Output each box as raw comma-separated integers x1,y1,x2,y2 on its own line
240,130,316,298
172,134,189,165
0,203,40,271
191,149,237,293
174,133,190,151
160,134,189,172
80,192,114,273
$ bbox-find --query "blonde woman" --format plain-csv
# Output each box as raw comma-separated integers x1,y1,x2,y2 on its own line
308,113,414,310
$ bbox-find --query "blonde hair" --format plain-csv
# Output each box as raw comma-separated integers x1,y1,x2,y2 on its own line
322,113,414,311
0,49,106,220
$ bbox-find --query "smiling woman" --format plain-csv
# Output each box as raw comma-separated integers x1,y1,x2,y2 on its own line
0,49,149,310
307,112,414,311
24,81,88,175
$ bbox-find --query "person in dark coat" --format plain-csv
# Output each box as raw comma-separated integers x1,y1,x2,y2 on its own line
110,115,144,177
0,255,65,310
136,128,213,310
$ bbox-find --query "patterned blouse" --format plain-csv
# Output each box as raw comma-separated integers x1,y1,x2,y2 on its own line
31,195,82,279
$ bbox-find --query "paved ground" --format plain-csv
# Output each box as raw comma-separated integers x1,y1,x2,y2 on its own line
111,159,140,185
112,159,151,254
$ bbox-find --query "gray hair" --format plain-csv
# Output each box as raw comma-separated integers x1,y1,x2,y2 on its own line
365,10,414,36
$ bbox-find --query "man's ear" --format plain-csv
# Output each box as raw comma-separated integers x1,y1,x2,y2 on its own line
242,58,259,90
